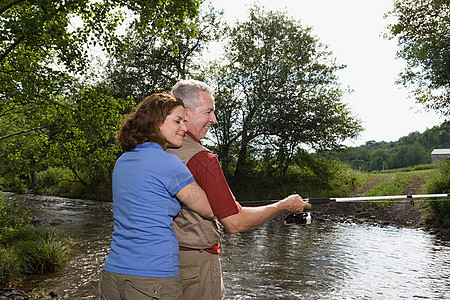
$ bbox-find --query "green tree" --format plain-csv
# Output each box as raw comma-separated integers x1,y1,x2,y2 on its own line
392,143,428,168
41,85,132,187
0,0,202,70
386,0,450,116
1,0,203,137
327,121,449,171
104,3,223,102
368,148,389,171
208,5,362,178
0,82,133,198
0,0,204,195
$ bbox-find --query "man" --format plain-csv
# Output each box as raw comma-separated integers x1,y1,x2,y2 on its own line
167,79,311,300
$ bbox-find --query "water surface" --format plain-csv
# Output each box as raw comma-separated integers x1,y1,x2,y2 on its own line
11,194,450,299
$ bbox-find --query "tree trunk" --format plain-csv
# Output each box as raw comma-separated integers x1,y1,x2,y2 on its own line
218,144,231,178
30,170,38,188
234,138,249,177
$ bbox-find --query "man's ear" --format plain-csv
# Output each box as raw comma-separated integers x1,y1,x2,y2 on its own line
184,105,191,119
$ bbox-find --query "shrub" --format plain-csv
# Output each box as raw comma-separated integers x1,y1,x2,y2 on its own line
423,158,450,230
35,167,76,197
35,167,112,201
0,175,28,194
230,154,363,201
0,195,30,232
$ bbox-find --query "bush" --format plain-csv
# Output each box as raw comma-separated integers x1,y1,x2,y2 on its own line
0,175,28,194
230,154,362,201
377,163,438,174
423,158,450,230
35,167,77,197
35,167,112,201
0,195,30,232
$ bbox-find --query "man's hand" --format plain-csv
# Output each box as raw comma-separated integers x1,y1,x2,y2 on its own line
276,194,312,213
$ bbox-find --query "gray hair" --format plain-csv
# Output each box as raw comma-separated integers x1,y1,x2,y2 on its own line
171,79,214,110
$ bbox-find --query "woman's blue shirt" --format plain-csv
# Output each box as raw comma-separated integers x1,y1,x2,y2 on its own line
103,142,194,277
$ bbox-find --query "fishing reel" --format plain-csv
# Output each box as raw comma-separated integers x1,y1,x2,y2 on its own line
284,212,313,225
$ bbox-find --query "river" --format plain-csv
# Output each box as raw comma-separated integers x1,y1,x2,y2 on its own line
7,194,450,299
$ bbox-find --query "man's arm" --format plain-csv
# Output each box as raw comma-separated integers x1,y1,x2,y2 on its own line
187,151,310,233
219,194,311,234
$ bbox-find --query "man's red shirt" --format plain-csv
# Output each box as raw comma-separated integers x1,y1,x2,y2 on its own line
180,132,242,254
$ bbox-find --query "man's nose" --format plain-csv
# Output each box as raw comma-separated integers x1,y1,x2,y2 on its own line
210,112,217,124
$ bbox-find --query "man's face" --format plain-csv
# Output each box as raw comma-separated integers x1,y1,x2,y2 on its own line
185,90,217,141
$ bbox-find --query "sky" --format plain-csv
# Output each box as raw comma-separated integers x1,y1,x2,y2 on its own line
208,0,446,147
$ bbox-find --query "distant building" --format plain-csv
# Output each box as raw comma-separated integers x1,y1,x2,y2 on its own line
431,149,450,163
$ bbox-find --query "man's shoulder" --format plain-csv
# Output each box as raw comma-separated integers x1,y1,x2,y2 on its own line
188,150,222,176
166,135,211,164
189,150,218,164
192,149,216,158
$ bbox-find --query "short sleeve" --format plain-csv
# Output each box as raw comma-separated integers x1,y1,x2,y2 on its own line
163,155,195,196
187,151,241,219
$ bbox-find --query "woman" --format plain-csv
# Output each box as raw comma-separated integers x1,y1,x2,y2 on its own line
100,93,213,300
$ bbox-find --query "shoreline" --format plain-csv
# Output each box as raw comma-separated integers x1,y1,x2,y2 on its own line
307,201,448,239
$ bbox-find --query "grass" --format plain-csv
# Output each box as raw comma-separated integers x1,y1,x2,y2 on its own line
0,226,73,283
0,195,74,284
365,173,412,196
349,165,450,234
355,169,436,208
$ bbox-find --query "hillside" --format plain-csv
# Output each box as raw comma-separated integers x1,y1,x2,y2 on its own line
326,121,449,172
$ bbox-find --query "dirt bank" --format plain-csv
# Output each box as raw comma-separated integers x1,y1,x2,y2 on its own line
311,200,424,228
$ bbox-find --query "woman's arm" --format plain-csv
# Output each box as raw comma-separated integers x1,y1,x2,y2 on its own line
176,181,214,219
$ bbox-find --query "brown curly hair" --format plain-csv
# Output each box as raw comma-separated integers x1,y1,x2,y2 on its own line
116,93,184,152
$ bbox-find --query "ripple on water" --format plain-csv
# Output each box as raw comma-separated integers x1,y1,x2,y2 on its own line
7,194,450,299
221,222,450,300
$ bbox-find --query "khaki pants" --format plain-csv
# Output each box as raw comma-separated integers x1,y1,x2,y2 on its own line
179,250,224,300
99,270,182,300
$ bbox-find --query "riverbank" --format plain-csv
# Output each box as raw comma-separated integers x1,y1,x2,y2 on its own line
311,200,422,227
307,167,449,239
308,199,449,239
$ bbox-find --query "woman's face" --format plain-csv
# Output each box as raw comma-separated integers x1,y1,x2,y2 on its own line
159,105,187,148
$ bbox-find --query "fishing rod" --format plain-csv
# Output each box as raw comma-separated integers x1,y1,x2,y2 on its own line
301,193,449,204
240,193,450,225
